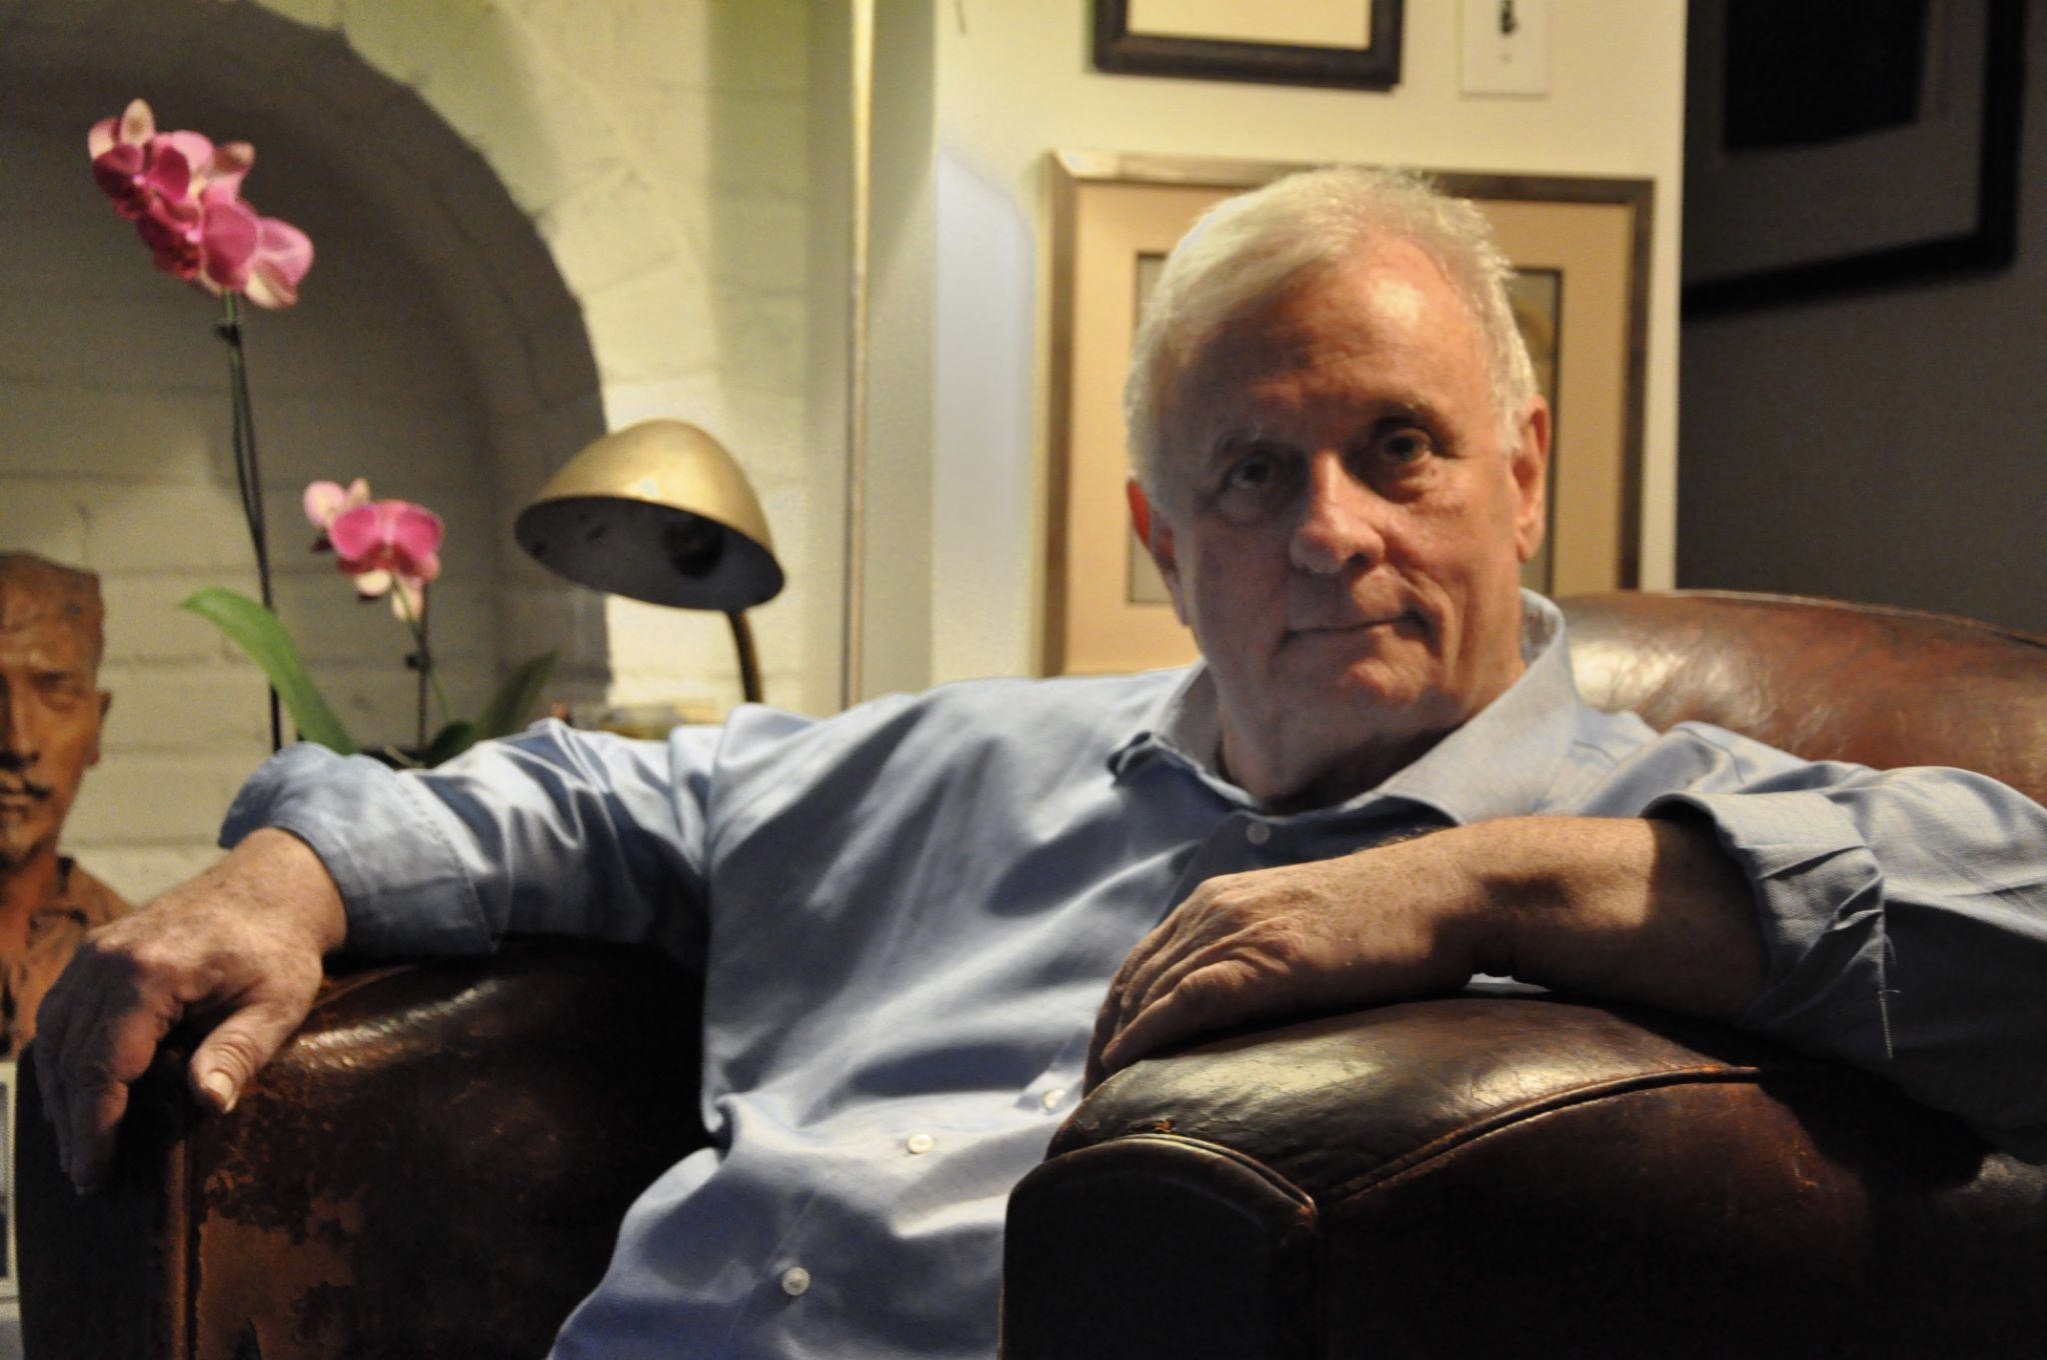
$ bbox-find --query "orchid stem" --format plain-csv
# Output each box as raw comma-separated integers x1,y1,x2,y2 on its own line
218,291,281,753
391,585,453,751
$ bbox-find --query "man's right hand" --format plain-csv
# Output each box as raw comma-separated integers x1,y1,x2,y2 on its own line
33,828,347,1191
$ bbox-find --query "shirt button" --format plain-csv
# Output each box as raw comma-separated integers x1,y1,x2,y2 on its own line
905,1132,937,1155
781,1266,812,1297
1245,821,1271,846
1041,1087,1067,1111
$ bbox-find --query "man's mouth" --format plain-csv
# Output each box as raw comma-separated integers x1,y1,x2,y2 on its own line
0,783,50,812
1286,608,1419,638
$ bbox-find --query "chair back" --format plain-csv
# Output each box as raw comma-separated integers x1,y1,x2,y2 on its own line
1562,590,2047,804
1004,591,2047,1360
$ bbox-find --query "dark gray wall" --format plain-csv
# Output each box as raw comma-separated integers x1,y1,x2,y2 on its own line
1678,10,2046,636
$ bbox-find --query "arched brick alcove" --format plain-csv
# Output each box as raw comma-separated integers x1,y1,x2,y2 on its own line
0,0,613,898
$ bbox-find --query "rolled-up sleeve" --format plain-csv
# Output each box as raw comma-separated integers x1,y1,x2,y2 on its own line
1644,733,2047,1157
219,718,725,967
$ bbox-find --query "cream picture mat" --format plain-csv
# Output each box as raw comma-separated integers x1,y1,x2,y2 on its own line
1126,0,1373,49
1044,151,1650,677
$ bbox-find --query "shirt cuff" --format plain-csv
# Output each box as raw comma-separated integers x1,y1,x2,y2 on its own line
220,743,493,957
1649,789,1892,1068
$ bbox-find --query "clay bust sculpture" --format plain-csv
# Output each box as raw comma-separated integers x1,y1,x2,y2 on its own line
0,553,129,1055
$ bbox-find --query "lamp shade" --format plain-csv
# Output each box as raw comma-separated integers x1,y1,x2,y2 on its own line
515,420,784,611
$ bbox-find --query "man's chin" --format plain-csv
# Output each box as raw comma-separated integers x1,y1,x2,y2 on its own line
0,821,55,872
1293,643,1436,704
1293,660,1475,745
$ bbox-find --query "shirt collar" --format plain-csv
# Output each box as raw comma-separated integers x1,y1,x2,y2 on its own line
1109,591,1586,824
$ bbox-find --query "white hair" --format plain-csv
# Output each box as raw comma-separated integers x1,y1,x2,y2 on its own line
1124,165,1537,503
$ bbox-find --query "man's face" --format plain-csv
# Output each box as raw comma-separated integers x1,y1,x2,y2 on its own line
1135,240,1548,806
0,615,108,869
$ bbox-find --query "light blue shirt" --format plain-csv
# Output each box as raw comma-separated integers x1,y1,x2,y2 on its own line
221,595,2047,1359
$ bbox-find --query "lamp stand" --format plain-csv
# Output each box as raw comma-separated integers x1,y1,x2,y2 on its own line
727,610,762,705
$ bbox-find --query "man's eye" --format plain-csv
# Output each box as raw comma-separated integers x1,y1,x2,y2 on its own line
1378,428,1434,466
1209,448,1299,523
1224,455,1277,490
34,675,86,707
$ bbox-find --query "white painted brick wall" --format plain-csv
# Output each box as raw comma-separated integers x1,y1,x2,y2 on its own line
4,0,818,900
4,113,518,899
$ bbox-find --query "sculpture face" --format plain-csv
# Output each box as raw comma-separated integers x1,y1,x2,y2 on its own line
0,563,109,871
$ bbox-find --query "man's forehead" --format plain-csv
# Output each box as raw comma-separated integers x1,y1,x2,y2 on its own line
1181,258,1480,414
0,555,103,661
0,619,95,672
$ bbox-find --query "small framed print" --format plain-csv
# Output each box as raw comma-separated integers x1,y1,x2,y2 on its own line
1093,0,1403,91
0,1059,17,1308
1043,149,1653,676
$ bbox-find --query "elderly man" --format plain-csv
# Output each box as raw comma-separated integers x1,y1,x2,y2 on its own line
0,552,126,1056
39,169,2047,1358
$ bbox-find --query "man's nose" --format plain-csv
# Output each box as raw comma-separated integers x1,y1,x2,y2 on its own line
1288,454,1385,576
0,682,33,770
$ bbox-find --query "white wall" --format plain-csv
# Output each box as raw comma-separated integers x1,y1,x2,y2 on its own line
247,0,821,717
1,84,508,900
896,0,1689,686
0,0,819,900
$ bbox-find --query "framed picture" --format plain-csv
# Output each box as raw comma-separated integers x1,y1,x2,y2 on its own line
1682,0,2023,316
0,1060,15,1308
1093,0,1403,91
1043,149,1653,676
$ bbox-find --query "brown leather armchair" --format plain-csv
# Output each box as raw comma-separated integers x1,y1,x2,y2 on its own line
19,592,2047,1359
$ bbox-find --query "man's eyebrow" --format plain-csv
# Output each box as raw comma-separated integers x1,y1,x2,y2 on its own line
1360,395,1448,428
1203,396,1451,455
1198,425,1291,468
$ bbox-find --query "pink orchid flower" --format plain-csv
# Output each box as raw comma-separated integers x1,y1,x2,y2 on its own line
88,99,249,220
304,478,371,542
88,99,313,309
195,189,315,308
326,499,445,620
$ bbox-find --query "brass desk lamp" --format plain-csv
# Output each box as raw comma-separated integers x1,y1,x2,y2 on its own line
515,420,785,703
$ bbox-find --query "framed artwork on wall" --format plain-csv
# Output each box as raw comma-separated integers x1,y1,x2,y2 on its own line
1042,149,1653,677
0,1060,15,1309
1682,0,2023,316
1092,0,1404,91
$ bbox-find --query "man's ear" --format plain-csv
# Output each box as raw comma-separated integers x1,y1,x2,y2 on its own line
1126,478,1188,626
1510,398,1551,565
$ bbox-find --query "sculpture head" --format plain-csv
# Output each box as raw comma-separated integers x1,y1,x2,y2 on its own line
0,554,110,872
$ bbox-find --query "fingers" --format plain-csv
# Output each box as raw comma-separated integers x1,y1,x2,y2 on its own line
64,1071,133,1192
1086,885,1241,1087
1100,956,1269,1078
32,833,341,1192
188,998,312,1116
1083,985,1122,1091
44,973,178,1191
1087,847,1462,1085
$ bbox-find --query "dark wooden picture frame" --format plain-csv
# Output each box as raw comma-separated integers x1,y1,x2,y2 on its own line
0,1060,15,1309
1092,0,1404,91
1682,0,2024,317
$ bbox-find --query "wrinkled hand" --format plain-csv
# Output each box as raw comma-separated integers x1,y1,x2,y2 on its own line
1086,816,1769,1091
1087,831,1490,1089
33,828,346,1191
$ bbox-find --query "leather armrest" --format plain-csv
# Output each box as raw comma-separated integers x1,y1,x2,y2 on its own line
20,938,709,1360
1003,994,2047,1360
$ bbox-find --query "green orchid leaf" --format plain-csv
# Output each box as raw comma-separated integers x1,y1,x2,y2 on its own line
181,587,360,755
474,650,558,742
419,720,478,767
